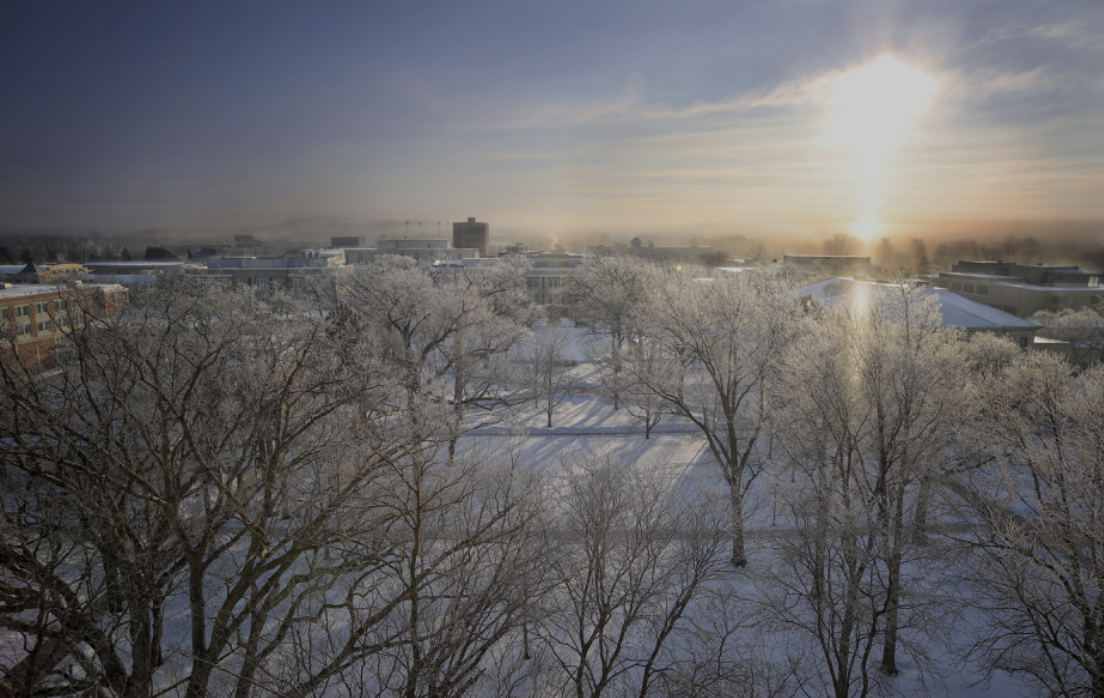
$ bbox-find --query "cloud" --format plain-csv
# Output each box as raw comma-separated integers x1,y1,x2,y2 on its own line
945,67,1050,101
470,70,842,134
979,17,1104,51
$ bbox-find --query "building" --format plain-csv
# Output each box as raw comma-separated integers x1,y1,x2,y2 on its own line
453,218,489,258
585,244,715,264
144,246,180,261
330,236,365,248
526,252,585,307
190,249,345,290
783,254,872,274
799,277,1041,346
84,260,185,276
1,282,129,368
345,239,480,264
932,260,1104,318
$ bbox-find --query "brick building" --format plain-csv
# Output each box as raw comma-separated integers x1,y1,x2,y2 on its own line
0,283,129,368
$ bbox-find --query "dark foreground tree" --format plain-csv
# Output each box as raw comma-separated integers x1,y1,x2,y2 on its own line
535,452,727,698
0,280,544,698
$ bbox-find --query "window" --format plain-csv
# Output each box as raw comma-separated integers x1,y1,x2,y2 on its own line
976,285,989,296
963,284,976,294
53,299,65,311
37,320,52,333
1019,336,1029,348
14,304,30,318
1089,276,1099,288
17,323,32,337
35,301,49,314
951,283,962,292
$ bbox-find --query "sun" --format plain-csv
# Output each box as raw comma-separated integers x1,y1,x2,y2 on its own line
828,56,938,242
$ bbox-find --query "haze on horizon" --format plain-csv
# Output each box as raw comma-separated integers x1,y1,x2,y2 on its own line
2,0,1102,247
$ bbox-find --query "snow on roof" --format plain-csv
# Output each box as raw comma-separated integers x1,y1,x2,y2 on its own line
799,278,1041,331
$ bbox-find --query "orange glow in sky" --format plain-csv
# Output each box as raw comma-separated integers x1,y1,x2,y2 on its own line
828,56,939,242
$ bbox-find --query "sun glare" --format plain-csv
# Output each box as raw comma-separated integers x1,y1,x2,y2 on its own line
828,56,938,242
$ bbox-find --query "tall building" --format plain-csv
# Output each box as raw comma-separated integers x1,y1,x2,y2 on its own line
452,217,489,258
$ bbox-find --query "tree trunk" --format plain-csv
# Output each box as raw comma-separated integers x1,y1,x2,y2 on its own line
880,488,906,676
729,485,747,567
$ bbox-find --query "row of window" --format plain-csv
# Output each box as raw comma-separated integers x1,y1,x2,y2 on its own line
3,300,79,340
950,282,989,296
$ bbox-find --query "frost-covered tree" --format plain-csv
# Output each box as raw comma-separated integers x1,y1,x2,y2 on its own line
536,452,727,698
0,280,544,698
962,355,1104,698
514,326,575,428
764,284,969,694
337,256,535,426
571,257,655,410
621,335,669,439
635,268,800,566
1030,307,1104,369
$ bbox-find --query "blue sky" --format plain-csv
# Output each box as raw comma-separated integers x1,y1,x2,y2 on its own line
2,0,1102,242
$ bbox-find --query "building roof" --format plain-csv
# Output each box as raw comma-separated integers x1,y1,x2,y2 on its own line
799,277,1041,332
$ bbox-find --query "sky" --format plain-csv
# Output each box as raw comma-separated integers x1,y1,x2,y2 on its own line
2,0,1103,244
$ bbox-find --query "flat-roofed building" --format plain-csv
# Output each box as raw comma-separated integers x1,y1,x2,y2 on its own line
585,244,715,264
783,254,872,274
526,252,585,307
932,260,1104,318
345,239,479,264
188,249,346,291
799,277,1041,347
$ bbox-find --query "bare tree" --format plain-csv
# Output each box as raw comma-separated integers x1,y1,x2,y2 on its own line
634,268,800,566
570,257,654,410
763,283,969,695
0,279,545,698
514,327,575,429
824,234,859,256
336,256,535,454
959,354,1104,698
1030,307,1104,369
537,452,727,698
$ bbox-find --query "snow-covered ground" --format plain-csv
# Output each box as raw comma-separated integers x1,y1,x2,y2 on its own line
453,325,1030,697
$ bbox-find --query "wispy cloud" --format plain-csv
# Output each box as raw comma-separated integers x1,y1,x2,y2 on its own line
979,17,1104,51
